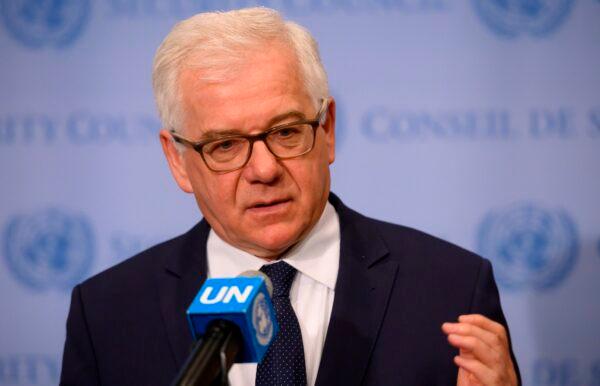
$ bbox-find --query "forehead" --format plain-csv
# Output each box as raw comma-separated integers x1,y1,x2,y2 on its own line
179,43,312,134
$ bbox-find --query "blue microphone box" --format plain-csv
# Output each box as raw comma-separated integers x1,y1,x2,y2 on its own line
186,276,278,363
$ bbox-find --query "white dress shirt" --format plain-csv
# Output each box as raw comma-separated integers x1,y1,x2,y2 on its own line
206,202,341,386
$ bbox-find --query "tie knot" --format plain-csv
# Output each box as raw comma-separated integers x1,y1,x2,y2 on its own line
260,261,297,298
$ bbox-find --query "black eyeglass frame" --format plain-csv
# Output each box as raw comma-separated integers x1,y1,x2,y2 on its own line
170,98,330,173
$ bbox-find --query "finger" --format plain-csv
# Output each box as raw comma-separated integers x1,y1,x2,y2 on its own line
444,321,513,373
447,334,497,366
442,322,501,351
458,368,485,386
467,371,484,386
454,355,496,385
458,314,507,341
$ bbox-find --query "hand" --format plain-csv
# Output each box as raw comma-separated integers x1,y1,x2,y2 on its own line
442,314,517,386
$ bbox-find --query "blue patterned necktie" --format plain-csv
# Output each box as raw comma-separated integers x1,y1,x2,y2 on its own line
256,261,307,386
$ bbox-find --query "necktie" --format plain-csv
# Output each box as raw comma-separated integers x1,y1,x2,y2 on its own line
256,261,307,386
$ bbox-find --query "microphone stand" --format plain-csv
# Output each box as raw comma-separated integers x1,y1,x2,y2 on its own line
171,320,242,386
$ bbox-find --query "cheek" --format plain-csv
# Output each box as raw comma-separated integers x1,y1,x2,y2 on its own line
312,141,332,182
295,152,330,200
188,164,238,214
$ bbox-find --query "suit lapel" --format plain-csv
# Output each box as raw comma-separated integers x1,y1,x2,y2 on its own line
315,195,399,386
157,220,210,370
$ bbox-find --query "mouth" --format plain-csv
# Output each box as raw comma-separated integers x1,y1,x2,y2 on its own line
247,198,292,214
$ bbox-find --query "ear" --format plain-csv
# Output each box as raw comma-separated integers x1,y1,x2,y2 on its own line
323,97,336,164
159,129,194,193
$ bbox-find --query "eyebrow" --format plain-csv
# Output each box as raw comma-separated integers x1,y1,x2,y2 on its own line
197,110,307,142
267,110,307,127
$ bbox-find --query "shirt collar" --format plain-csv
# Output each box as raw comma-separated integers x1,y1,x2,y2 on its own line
207,202,340,290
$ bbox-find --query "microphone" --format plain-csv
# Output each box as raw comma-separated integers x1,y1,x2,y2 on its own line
171,271,278,386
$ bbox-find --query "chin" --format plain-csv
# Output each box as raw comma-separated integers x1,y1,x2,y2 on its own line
250,225,304,257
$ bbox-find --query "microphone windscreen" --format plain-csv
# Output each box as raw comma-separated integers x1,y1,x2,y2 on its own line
238,270,273,297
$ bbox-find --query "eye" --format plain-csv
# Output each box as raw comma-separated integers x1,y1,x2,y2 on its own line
274,126,302,138
204,138,245,156
217,140,234,150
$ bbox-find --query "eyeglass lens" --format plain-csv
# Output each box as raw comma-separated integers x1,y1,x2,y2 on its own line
203,123,315,171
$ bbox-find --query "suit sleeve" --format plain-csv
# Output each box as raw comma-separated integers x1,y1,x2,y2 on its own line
469,258,522,386
60,284,101,386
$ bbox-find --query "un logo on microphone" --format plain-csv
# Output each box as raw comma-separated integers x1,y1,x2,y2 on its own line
477,203,578,290
472,0,575,38
3,208,95,290
252,292,274,346
0,0,91,48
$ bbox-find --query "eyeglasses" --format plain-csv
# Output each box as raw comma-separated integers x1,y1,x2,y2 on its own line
170,98,330,173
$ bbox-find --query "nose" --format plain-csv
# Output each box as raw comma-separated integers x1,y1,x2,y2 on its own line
241,140,283,184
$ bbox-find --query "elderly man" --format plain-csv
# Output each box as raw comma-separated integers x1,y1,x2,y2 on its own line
60,7,520,386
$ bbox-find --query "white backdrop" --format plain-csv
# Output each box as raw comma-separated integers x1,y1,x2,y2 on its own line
1,1,599,385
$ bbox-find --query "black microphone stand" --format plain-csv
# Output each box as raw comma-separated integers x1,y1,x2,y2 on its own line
171,320,242,386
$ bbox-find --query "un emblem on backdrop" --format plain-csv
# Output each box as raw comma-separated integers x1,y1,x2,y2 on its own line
472,0,575,38
0,0,91,48
3,208,95,290
477,203,578,290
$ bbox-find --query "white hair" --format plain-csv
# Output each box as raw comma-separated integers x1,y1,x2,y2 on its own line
152,7,329,133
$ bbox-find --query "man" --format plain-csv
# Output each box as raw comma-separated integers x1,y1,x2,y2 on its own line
61,7,520,386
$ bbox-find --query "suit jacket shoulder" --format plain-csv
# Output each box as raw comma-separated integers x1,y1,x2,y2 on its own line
79,222,199,296
60,221,210,386
316,194,519,386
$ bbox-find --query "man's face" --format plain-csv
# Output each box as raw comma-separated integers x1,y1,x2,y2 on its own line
160,43,335,259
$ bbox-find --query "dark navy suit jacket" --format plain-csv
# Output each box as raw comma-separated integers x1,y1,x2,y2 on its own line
60,194,520,385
